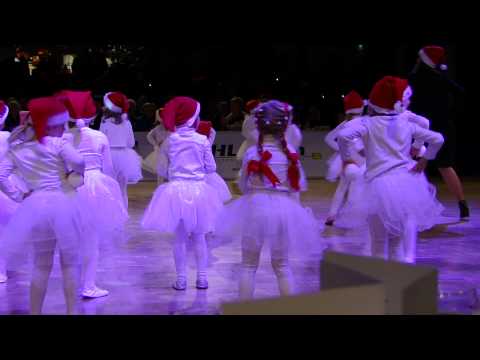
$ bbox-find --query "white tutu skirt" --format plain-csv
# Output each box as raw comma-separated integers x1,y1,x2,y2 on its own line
76,170,129,251
340,166,444,235
325,152,342,182
0,190,84,269
0,191,19,234
205,172,232,203
142,149,158,174
141,180,223,235
215,191,323,259
111,148,143,184
334,175,368,230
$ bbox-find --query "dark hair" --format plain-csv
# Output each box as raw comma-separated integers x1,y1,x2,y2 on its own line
253,100,300,190
102,108,124,124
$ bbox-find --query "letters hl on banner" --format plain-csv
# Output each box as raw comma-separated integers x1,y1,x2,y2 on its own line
135,131,332,180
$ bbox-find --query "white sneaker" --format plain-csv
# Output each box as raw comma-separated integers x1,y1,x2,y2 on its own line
0,273,7,283
196,278,209,290
172,278,187,291
82,286,109,299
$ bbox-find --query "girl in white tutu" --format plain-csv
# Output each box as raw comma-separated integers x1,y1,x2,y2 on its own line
143,108,169,184
338,76,445,264
141,97,223,290
58,90,129,299
324,90,367,227
197,120,232,203
0,101,20,283
216,100,321,300
100,92,143,209
0,97,85,314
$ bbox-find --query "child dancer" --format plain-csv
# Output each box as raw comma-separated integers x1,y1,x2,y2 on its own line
216,100,321,300
100,92,143,208
197,120,232,203
58,90,128,299
141,97,223,290
237,100,261,161
324,91,366,226
0,97,85,314
338,76,445,263
0,101,19,283
143,108,168,184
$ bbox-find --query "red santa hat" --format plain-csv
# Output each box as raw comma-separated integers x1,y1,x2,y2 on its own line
245,99,261,114
0,101,9,126
103,91,129,121
197,120,213,137
28,97,69,142
368,76,410,114
160,96,201,132
56,90,97,128
419,45,448,71
343,91,366,115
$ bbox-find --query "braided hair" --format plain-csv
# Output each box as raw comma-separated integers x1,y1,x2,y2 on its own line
253,100,300,190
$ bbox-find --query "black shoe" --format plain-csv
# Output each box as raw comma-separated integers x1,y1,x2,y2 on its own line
459,200,470,219
325,219,334,226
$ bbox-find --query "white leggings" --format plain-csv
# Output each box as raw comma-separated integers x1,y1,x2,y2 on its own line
239,239,294,300
116,174,129,210
82,231,100,291
31,238,80,315
367,215,417,263
173,224,208,280
328,176,350,218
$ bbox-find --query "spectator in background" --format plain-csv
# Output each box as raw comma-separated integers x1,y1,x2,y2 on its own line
135,102,156,131
127,99,138,128
306,104,322,129
224,97,246,131
213,101,230,130
3,98,21,131
0,47,30,99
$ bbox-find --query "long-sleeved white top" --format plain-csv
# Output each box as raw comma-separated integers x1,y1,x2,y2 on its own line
64,127,115,178
239,136,307,194
100,118,135,148
157,127,216,181
0,136,85,201
399,110,431,149
338,114,444,181
146,124,169,148
0,131,10,159
324,121,348,152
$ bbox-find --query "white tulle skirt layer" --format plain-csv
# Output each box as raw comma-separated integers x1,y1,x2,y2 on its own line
111,147,143,184
142,149,158,174
141,179,223,235
205,172,232,203
0,189,85,269
338,166,444,235
0,191,19,229
215,191,324,260
76,169,129,251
